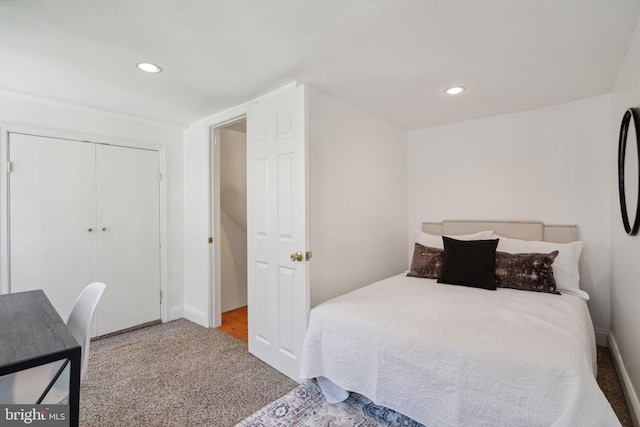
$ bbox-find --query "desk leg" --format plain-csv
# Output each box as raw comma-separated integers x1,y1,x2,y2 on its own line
68,346,81,427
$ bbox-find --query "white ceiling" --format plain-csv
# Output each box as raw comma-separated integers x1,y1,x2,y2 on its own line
1,0,639,130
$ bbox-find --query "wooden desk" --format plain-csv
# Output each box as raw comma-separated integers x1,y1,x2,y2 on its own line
0,290,81,427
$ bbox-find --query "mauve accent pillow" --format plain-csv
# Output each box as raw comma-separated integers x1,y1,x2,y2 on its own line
437,237,499,290
407,243,443,279
495,251,560,294
494,235,585,299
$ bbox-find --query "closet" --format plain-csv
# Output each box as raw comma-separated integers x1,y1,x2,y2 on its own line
8,133,160,336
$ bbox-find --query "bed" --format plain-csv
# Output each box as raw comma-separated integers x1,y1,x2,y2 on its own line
299,220,620,427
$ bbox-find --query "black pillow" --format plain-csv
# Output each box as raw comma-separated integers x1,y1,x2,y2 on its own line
437,237,499,290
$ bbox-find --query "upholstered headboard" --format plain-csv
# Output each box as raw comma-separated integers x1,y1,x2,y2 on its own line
422,220,579,243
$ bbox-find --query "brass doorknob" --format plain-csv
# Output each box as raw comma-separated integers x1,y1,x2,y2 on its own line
290,251,303,262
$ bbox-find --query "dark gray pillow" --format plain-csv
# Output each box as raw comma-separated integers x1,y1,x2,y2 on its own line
407,243,443,279
437,237,499,290
495,251,560,294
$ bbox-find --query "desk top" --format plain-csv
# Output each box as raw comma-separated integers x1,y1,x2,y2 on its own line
0,290,79,371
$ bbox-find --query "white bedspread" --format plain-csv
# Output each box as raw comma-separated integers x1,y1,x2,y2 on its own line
300,274,620,427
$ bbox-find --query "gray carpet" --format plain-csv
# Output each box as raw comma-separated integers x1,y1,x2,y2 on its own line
597,346,633,427
79,319,297,426
79,319,632,427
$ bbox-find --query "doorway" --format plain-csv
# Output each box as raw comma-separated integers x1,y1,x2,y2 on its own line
215,119,248,342
206,84,308,379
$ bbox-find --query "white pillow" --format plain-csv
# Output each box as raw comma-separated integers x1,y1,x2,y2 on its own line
493,234,588,300
415,230,494,250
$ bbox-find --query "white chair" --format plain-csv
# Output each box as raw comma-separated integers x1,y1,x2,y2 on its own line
0,282,106,404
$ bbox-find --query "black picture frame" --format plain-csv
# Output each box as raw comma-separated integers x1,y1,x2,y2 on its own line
618,107,640,236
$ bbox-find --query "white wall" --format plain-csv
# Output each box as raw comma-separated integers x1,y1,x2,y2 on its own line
220,126,247,312
407,95,612,337
308,88,408,307
609,15,640,423
0,90,185,319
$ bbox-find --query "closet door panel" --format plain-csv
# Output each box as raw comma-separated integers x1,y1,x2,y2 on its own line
8,133,96,322
95,145,160,335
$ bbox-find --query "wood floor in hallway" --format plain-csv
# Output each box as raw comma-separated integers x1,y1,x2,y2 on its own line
218,305,248,343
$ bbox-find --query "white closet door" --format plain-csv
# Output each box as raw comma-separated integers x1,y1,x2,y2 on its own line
95,145,160,335
8,133,96,322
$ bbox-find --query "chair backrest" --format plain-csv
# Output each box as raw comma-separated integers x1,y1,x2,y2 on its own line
66,282,106,381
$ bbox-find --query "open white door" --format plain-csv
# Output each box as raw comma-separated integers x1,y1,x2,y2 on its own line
246,84,309,381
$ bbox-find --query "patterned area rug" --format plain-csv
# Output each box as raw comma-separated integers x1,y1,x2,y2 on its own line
236,380,424,427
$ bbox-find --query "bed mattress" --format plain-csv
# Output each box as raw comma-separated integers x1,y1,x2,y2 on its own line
299,273,620,426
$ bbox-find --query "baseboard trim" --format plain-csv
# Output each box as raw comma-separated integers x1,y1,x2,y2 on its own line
595,327,609,347
167,305,184,322
609,333,640,427
92,319,161,341
183,305,208,327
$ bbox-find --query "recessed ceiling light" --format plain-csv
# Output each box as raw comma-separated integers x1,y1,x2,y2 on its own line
137,62,162,73
445,86,465,95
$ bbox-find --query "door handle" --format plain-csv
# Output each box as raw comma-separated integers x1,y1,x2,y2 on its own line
88,228,93,232
290,251,303,262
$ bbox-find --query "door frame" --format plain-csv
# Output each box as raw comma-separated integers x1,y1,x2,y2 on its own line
201,102,253,329
0,123,169,325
